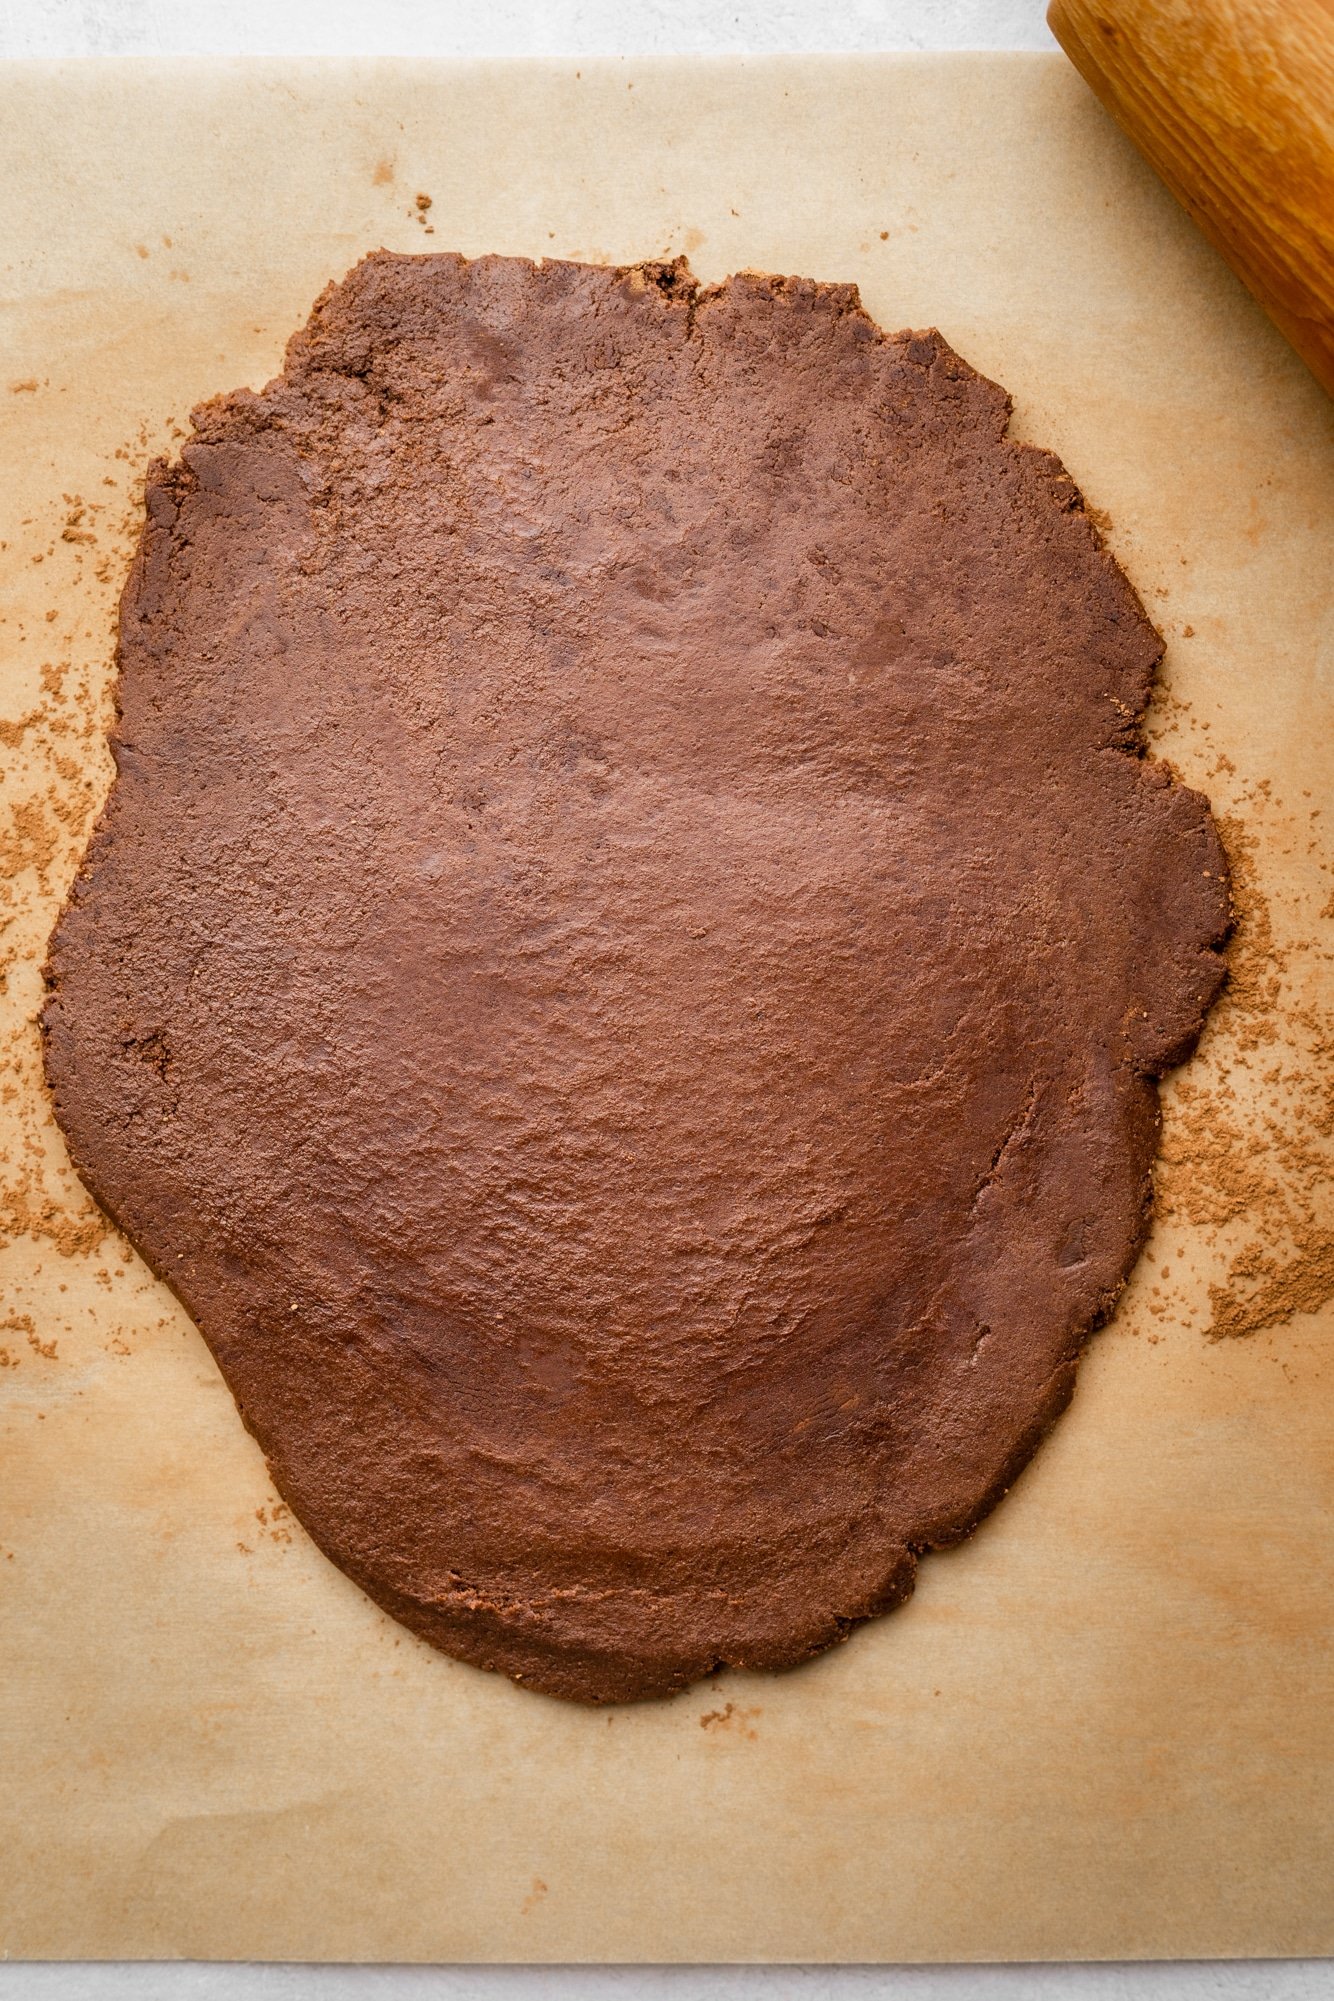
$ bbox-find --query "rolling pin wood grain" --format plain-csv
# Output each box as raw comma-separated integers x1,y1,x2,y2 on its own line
1048,0,1334,396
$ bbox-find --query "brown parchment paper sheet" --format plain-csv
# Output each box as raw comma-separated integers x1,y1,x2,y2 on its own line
1,54,1332,1965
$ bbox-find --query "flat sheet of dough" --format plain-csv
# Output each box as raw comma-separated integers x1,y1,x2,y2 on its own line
1,53,1331,1964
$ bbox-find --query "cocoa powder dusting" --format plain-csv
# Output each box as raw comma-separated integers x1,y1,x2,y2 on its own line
1151,788,1334,1340
0,442,149,1266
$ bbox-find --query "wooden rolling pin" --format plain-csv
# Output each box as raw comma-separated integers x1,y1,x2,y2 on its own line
1047,0,1334,396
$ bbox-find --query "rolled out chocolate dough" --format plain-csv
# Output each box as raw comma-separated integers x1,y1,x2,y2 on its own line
43,253,1229,1702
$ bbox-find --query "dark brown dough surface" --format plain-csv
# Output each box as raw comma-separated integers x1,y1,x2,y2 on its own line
43,253,1229,1702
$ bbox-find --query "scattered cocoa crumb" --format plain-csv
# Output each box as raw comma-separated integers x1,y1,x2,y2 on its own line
699,1700,761,1738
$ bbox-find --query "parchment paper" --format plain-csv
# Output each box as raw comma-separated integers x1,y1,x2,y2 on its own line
1,55,1331,1964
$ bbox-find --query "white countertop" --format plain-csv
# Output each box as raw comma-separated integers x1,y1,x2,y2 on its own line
1,0,1056,58
0,2,1329,1995
3,1948,1334,1996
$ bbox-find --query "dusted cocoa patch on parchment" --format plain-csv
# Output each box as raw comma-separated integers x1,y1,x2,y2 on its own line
1151,804,1334,1343
0,465,155,1270
42,253,1228,1701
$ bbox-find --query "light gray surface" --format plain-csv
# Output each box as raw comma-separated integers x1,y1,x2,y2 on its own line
1,1963,1334,1996
0,0,1056,56
0,0,1327,1991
